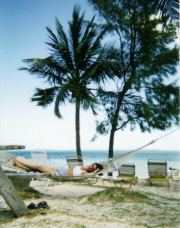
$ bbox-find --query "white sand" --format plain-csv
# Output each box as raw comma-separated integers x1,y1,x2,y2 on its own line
0,178,180,228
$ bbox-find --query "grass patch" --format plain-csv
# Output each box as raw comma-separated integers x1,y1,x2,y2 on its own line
87,188,124,203
86,187,149,204
121,189,149,201
18,187,45,200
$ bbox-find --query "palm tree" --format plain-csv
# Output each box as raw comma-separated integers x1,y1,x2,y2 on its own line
156,0,179,22
20,5,114,157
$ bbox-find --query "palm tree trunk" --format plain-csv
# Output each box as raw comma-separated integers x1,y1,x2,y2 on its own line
75,98,82,157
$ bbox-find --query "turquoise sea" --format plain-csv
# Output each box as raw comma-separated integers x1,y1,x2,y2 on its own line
5,149,180,179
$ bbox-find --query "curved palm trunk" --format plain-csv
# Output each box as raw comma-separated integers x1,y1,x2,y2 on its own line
75,98,82,157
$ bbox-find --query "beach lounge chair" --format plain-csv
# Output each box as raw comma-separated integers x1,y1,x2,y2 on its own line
31,150,47,166
171,169,180,179
66,156,84,168
100,163,138,189
170,169,180,191
1,152,97,185
116,163,138,187
66,156,99,184
146,159,170,188
31,150,50,189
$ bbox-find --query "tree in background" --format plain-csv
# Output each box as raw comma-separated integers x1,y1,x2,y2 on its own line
20,5,115,157
88,0,179,159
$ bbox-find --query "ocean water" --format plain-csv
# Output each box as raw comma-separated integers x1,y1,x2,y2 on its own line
4,149,180,179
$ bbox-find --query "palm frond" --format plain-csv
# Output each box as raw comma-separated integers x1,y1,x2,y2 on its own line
54,89,71,118
156,0,179,22
31,87,59,107
20,57,70,86
81,93,99,115
68,5,86,64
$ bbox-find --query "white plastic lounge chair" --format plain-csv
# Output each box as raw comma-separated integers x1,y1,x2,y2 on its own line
31,150,47,166
31,150,50,189
171,169,180,179
146,159,170,188
170,169,180,191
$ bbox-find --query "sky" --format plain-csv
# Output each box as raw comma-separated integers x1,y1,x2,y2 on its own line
0,0,180,152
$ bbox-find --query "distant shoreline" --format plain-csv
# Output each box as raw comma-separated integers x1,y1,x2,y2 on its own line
2,149,180,152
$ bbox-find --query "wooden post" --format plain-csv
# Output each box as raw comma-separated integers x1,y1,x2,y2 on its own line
0,145,25,150
0,166,30,217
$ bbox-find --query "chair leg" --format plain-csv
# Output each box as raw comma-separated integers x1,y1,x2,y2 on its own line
45,179,50,189
101,179,106,188
146,180,150,186
134,177,138,185
120,182,124,188
167,180,170,188
90,177,98,184
112,181,118,187
129,181,133,189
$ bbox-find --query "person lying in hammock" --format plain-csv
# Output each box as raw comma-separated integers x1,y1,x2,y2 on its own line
13,157,103,176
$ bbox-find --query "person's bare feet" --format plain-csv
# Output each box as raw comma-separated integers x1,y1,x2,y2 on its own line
13,157,18,165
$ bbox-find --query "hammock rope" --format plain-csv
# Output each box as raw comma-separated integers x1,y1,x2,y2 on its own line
100,127,180,173
153,127,180,143
141,127,180,150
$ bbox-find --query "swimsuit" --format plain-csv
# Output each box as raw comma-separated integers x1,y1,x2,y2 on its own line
55,167,68,176
55,166,85,176
73,166,85,176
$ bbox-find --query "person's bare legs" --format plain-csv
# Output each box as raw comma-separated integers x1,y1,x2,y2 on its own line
13,157,57,173
13,158,31,170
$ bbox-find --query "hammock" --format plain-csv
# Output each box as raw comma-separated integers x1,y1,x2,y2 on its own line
98,140,156,174
99,128,180,174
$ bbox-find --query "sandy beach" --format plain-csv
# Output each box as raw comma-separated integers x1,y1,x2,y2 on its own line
0,178,180,228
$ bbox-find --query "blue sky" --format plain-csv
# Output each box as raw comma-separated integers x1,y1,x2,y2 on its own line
0,0,180,151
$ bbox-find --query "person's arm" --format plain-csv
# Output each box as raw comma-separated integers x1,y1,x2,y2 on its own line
81,169,99,175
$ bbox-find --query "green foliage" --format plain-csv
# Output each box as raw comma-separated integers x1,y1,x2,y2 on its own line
87,187,150,203
20,1,179,158
20,5,115,156
156,0,180,24
18,187,44,200
88,0,179,157
88,0,180,26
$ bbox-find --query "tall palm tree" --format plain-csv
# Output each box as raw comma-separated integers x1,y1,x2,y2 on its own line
20,5,114,157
